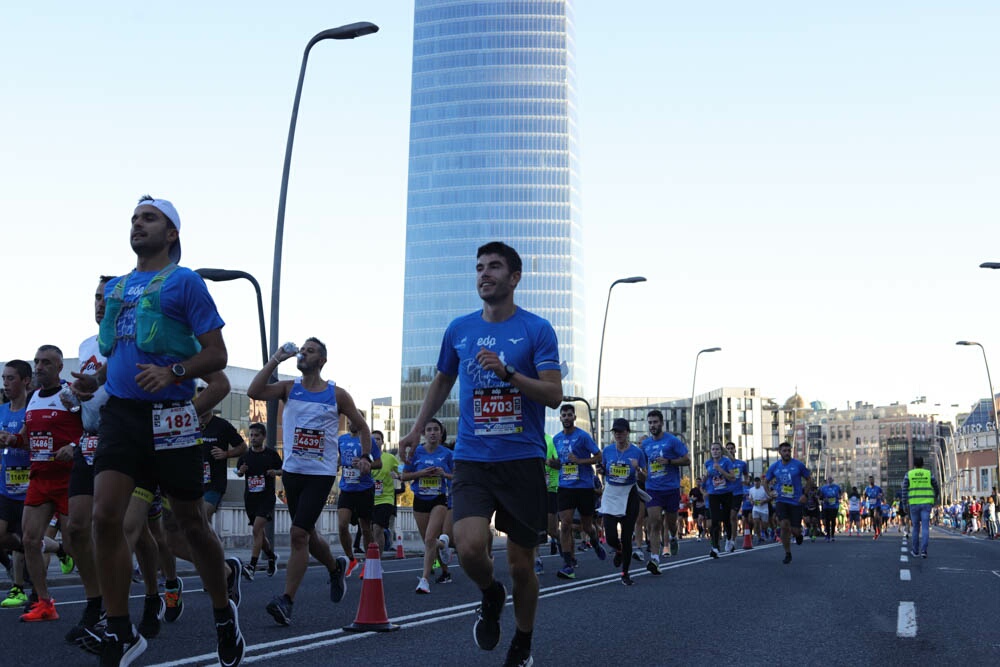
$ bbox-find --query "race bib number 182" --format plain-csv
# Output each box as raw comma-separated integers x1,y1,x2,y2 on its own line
152,403,201,451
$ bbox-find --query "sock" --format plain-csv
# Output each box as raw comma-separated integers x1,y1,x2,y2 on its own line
86,595,103,611
213,606,233,624
165,579,179,590
56,544,67,559
512,629,532,652
249,557,258,569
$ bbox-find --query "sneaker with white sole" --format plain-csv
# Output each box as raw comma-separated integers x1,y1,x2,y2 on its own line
415,577,431,594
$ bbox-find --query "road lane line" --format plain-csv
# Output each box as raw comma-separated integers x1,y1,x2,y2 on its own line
900,569,910,581
900,555,908,563
897,601,916,637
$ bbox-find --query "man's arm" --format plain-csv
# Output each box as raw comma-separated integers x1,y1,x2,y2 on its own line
398,371,458,460
193,370,230,416
335,387,372,471
247,348,296,401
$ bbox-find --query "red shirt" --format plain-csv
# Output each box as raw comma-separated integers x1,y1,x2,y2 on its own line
25,387,80,479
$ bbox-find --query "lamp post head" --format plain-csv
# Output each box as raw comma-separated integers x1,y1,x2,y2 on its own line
196,268,248,283
317,22,379,41
700,347,722,354
956,341,979,347
979,262,1000,270
611,276,646,288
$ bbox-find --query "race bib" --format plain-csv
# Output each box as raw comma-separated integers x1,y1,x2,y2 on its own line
712,475,727,489
419,475,441,491
473,386,523,436
374,480,383,495
4,467,29,495
781,484,794,498
342,467,360,483
29,432,54,462
247,475,265,493
80,434,99,466
649,461,665,477
609,463,629,482
562,463,579,481
202,461,212,484
152,402,200,451
292,427,324,461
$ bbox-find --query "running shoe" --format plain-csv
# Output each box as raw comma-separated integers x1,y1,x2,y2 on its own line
646,559,662,576
592,539,607,561
1,585,28,608
137,594,164,639
438,534,451,568
921,552,927,559
810,535,816,543
503,642,533,667
330,555,348,603
613,551,622,568
782,552,792,564
631,550,644,562
436,572,453,584
65,606,105,644
473,581,506,651
216,599,245,667
824,536,831,543
669,537,679,557
241,563,254,582
534,557,543,575
345,558,360,578
225,556,242,607
726,540,736,553
20,597,58,622
577,541,591,552
131,564,143,583
794,534,804,546
415,577,431,594
164,578,184,623
621,572,634,587
58,552,75,575
100,624,147,667
267,553,279,578
556,565,575,580
910,549,919,558
709,547,719,559
266,594,293,626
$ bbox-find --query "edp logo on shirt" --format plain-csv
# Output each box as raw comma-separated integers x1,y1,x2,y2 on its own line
476,336,497,347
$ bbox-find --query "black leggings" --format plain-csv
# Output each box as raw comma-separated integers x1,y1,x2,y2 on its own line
708,492,734,549
602,487,639,574
822,508,838,536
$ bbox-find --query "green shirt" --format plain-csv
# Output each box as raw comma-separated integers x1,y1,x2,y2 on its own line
545,434,559,493
374,452,399,506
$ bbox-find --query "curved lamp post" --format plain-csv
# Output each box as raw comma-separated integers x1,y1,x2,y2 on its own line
268,22,379,448
956,341,1000,494
689,347,721,475
195,268,268,367
595,276,646,446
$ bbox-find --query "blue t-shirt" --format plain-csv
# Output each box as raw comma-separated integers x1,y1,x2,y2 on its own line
704,457,735,495
337,434,381,492
765,458,811,506
553,427,600,489
601,444,646,486
436,308,560,462
740,485,753,511
104,268,225,401
727,459,748,495
864,485,883,508
820,484,842,509
640,433,687,491
0,403,29,501
404,444,454,499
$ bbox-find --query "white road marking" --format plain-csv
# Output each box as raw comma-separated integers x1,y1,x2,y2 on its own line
900,555,908,563
897,601,917,637
900,569,911,581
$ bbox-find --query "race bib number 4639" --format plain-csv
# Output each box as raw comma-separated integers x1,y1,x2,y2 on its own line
473,386,523,436
292,428,324,461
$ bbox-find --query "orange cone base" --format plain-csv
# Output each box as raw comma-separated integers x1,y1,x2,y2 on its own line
343,620,400,633
742,529,753,550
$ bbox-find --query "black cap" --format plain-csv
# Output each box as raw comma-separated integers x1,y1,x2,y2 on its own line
611,418,630,432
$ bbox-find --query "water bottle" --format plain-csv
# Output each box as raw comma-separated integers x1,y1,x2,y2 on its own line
281,342,299,355
60,387,81,413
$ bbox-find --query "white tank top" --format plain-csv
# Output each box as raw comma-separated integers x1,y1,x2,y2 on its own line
281,379,340,476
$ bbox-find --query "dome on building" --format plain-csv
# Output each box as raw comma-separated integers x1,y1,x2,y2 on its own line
784,393,806,410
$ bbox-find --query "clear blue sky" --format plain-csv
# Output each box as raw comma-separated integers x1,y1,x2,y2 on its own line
2,1,998,422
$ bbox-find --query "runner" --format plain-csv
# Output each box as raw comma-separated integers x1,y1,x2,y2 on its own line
248,336,371,626
689,477,707,541
401,418,453,593
704,442,737,559
84,195,242,665
640,409,689,571
864,476,885,539
803,479,822,541
369,431,399,564
598,418,648,585
199,404,247,522
748,477,769,544
0,360,31,610
335,419,381,576
398,242,562,667
537,433,560,574
0,346,81,623
819,477,842,541
764,442,811,564
235,423,282,579
723,442,748,553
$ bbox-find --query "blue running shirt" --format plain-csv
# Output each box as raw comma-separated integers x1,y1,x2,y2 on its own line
640,434,687,492
765,458,811,506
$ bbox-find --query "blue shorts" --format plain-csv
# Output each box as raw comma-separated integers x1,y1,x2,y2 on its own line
203,490,223,508
645,488,680,512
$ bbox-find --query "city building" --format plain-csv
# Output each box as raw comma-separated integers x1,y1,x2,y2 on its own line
952,396,1000,499
399,0,587,438
369,396,400,452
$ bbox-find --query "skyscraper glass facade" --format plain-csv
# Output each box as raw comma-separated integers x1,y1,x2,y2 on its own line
400,0,585,438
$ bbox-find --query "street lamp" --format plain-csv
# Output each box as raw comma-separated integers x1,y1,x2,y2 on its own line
562,395,597,442
195,269,268,367
268,22,379,447
956,341,1000,494
594,276,646,446
689,347,721,474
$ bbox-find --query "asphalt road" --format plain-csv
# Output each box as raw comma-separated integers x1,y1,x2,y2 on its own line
3,527,997,666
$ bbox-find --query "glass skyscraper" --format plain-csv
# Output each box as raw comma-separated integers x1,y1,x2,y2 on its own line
400,0,586,438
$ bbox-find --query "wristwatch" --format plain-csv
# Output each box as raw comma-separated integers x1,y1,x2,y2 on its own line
171,363,187,379
503,364,516,382
364,453,375,463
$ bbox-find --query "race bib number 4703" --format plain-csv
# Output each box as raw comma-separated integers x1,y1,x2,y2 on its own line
473,386,523,436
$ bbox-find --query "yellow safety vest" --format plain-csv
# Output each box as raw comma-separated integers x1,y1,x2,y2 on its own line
906,468,934,505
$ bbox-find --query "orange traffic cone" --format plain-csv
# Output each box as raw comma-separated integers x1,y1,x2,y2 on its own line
395,532,405,559
742,525,753,550
343,542,400,633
